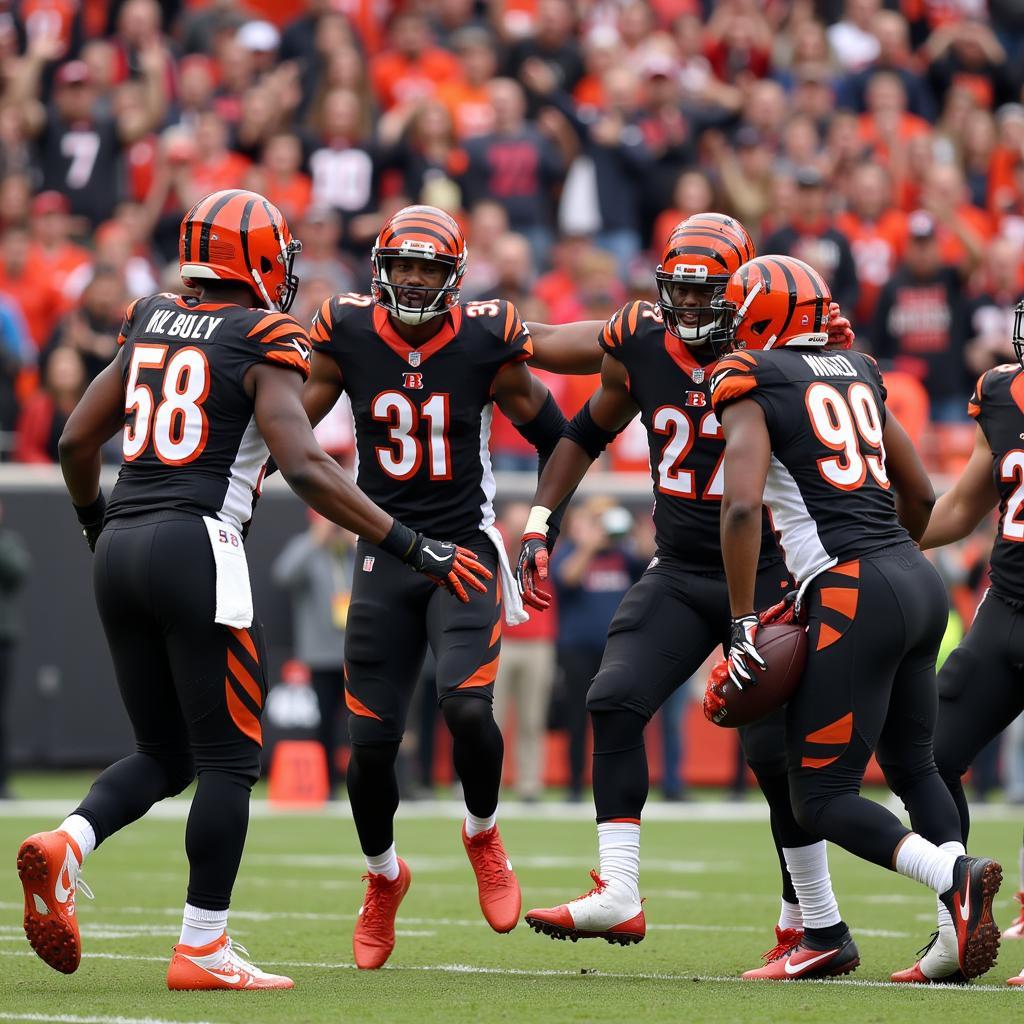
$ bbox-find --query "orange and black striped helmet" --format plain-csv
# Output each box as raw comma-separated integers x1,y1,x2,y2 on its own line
179,189,301,312
371,205,467,324
655,212,756,345
712,255,831,352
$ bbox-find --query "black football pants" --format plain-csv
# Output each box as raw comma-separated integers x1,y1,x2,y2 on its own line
75,513,265,911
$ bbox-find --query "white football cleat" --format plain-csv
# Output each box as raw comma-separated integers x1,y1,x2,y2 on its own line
525,870,645,945
167,933,293,990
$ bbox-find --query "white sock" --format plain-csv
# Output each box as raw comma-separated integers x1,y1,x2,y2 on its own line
895,833,957,894
783,842,840,930
936,841,966,929
58,814,96,861
778,897,803,931
179,903,227,948
465,811,496,838
365,842,400,881
597,821,640,904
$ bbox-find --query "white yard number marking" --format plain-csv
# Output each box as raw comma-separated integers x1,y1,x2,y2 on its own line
371,391,451,481
806,381,888,491
123,345,209,465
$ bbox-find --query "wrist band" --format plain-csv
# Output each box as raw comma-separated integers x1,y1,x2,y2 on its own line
524,505,551,538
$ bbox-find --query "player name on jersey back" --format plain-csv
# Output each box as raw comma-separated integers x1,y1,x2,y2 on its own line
710,346,909,584
970,364,1024,605
105,293,311,532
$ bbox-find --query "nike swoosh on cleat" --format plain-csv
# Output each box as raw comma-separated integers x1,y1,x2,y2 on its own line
960,884,971,922
784,950,837,975
53,846,77,904
32,894,49,915
211,972,242,984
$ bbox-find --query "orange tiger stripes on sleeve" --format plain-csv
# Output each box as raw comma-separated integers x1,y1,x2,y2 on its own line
967,371,987,420
247,312,292,338
117,297,142,347
709,357,759,410
627,301,641,334
263,348,311,380
260,321,305,345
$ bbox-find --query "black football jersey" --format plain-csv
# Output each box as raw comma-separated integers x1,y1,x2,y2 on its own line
969,364,1024,605
309,295,532,542
599,301,779,572
710,347,908,583
106,293,311,530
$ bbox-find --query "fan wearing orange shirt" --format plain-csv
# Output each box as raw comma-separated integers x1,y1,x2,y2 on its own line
26,191,91,301
187,113,252,201
436,28,499,140
836,162,908,328
369,11,461,111
856,71,931,163
245,133,312,225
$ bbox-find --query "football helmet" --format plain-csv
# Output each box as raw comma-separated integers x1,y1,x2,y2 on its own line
1013,298,1024,369
371,205,467,324
712,255,831,352
655,212,755,345
179,189,301,312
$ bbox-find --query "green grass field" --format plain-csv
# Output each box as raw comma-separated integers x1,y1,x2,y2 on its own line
1,775,1023,1023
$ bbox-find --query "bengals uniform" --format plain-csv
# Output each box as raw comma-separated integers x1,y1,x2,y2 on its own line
933,365,1024,841
711,257,966,922
308,292,532,739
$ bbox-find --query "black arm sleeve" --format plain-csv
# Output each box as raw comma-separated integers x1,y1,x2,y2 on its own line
564,400,621,459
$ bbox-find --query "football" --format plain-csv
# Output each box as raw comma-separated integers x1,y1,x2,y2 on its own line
711,623,808,728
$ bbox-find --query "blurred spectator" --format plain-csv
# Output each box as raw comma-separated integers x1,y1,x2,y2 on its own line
828,0,882,72
379,100,467,209
246,132,312,224
467,232,535,311
26,192,90,300
857,70,932,165
10,36,167,226
963,237,1024,376
506,0,583,101
493,502,557,802
181,0,247,56
0,502,30,799
703,0,773,85
836,162,908,327
925,17,1015,111
871,210,968,421
762,166,860,315
438,28,499,139
0,294,32,450
292,206,358,299
461,78,564,263
0,226,64,350
460,200,511,297
309,88,381,255
920,161,993,272
650,169,714,255
709,127,775,234
272,513,355,798
369,12,460,111
43,266,125,382
14,346,86,463
189,112,253,201
961,109,998,209
551,501,644,801
836,9,936,119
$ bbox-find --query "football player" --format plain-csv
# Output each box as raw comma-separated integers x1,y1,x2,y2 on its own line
302,205,571,969
515,215,853,978
16,190,489,990
891,300,1024,986
711,254,1003,981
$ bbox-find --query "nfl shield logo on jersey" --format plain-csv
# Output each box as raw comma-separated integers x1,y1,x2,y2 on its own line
691,368,705,384
362,556,375,573
408,351,421,367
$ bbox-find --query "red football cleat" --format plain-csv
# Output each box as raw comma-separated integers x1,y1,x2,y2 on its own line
741,926,803,978
940,856,1003,979
1003,892,1024,939
352,858,411,969
525,870,646,945
462,824,521,933
167,933,293,990
742,929,859,981
17,830,92,974
1007,969,1024,985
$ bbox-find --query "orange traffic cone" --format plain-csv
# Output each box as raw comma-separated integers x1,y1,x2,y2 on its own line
268,740,329,806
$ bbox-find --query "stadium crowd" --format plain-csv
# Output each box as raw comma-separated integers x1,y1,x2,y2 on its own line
0,0,1024,469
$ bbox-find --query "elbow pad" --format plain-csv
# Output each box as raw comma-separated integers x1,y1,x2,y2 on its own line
513,391,567,459
564,402,620,460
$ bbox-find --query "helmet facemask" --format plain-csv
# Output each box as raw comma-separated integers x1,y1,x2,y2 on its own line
1014,299,1024,370
372,240,465,325
655,263,727,347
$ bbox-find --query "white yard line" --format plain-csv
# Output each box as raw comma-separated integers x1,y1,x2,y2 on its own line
0,1015,220,1024
0,950,1011,993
